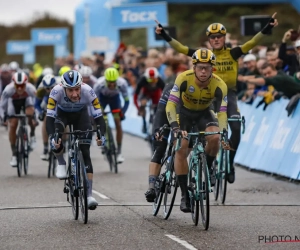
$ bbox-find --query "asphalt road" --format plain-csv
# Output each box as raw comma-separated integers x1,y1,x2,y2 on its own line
0,125,299,250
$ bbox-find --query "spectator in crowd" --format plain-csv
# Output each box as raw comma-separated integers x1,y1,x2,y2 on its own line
279,29,300,76
246,63,300,99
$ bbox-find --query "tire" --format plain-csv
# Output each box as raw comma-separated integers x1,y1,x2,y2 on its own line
67,156,79,220
107,125,118,174
213,159,219,201
220,148,228,205
163,152,178,220
23,130,29,175
189,156,199,226
152,175,165,216
16,133,23,178
78,151,88,224
52,153,57,177
199,154,210,230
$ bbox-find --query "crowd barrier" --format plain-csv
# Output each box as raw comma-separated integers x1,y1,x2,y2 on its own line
106,87,300,180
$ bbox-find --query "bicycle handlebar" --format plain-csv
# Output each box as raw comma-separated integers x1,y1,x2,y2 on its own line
228,116,246,134
54,125,102,144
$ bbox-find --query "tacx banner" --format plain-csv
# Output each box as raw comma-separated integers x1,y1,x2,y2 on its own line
111,2,168,29
6,41,33,55
31,28,68,46
235,97,300,180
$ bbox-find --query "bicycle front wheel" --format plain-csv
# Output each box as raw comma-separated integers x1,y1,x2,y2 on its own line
188,158,199,226
23,130,29,175
16,133,23,177
152,175,165,216
78,151,88,224
219,148,228,205
199,154,210,230
213,158,219,201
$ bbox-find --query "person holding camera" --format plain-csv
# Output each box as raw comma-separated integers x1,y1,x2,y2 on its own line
279,29,300,76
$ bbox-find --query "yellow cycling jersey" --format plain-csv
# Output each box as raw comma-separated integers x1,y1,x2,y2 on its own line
36,87,48,99
168,32,264,90
166,70,228,131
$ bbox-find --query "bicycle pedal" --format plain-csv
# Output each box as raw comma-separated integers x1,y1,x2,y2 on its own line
63,187,69,193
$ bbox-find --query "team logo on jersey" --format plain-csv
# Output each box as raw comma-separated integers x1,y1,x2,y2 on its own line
50,89,58,97
89,89,96,97
171,85,179,92
47,97,56,110
92,98,101,110
189,86,195,93
64,97,70,102
223,95,228,103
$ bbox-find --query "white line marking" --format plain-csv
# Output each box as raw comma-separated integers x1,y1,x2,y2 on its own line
165,234,198,250
92,190,110,199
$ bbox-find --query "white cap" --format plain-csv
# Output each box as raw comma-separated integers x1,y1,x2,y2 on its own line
243,54,257,62
295,40,300,48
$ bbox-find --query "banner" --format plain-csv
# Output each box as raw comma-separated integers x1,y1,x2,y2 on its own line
31,28,68,46
111,2,168,29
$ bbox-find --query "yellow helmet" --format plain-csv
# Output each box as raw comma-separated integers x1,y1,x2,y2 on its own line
59,66,72,76
192,49,216,65
206,23,226,36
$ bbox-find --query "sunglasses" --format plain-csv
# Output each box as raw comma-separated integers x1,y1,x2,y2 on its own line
15,84,26,89
45,87,53,91
146,78,157,83
209,34,224,40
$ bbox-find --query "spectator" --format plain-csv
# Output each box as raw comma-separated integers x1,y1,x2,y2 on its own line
279,29,300,76
246,63,300,99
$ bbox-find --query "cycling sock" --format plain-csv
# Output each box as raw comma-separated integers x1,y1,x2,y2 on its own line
229,150,236,169
177,175,188,197
206,155,215,170
88,179,93,197
44,143,48,154
142,117,147,128
11,144,17,156
149,175,157,189
117,143,121,154
56,154,66,165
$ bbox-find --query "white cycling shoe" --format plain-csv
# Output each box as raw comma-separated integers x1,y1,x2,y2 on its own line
10,156,17,167
29,136,36,150
88,196,98,210
117,154,124,163
56,164,67,179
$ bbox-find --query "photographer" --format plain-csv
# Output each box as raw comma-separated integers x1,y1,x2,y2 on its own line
279,29,300,75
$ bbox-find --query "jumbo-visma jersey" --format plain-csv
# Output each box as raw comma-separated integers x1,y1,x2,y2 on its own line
166,69,228,131
46,83,102,119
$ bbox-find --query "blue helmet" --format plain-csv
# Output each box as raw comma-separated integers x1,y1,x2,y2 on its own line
42,74,57,88
61,70,82,88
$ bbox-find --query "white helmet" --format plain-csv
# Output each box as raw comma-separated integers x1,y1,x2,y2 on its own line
61,70,82,88
144,67,159,80
42,67,53,76
42,74,57,88
79,66,93,77
12,71,28,85
9,61,20,71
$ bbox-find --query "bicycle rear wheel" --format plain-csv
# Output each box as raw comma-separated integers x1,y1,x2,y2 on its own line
219,148,228,204
23,130,29,175
152,174,165,216
163,153,178,220
16,133,23,177
78,151,88,224
199,154,210,230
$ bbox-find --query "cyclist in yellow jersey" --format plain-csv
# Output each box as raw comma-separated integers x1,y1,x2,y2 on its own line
166,49,228,213
157,13,278,183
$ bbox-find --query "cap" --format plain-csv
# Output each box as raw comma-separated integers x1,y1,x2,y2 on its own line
243,54,257,63
295,40,300,48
